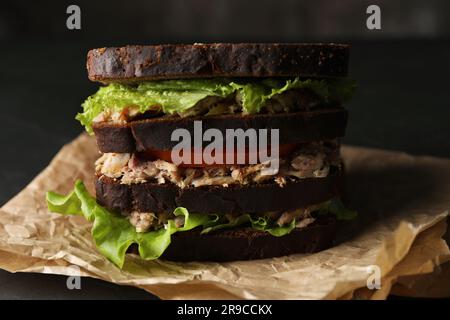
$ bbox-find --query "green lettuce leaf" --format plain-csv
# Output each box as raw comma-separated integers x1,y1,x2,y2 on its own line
249,216,297,236
77,78,356,133
76,80,234,133
200,198,357,237
200,214,296,237
201,214,250,234
46,180,213,267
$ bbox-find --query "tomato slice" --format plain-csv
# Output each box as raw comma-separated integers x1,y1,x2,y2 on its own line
141,143,299,167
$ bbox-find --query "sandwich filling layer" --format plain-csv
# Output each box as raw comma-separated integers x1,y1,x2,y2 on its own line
128,202,322,233
95,140,341,188
78,78,355,133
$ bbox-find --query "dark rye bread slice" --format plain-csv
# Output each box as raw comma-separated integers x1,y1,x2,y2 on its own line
128,215,336,261
95,169,344,215
87,43,350,83
93,108,348,153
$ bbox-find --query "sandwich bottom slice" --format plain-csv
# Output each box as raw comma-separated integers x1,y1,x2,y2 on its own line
46,141,356,268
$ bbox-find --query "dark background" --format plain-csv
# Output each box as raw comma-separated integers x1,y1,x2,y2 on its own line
0,0,449,299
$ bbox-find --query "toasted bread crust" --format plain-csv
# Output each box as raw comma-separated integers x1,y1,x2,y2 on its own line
93,108,348,153
87,43,349,83
95,168,344,214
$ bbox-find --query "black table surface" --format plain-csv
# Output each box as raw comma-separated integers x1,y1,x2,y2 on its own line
0,40,449,299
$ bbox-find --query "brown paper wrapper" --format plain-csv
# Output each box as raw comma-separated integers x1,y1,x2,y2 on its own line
0,134,449,299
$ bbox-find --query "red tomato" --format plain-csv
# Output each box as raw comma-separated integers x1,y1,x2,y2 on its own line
142,143,298,167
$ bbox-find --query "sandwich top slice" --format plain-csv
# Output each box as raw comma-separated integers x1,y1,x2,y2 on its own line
47,43,356,268
86,43,350,82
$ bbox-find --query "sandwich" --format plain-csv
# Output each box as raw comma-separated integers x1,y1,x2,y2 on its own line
46,43,356,268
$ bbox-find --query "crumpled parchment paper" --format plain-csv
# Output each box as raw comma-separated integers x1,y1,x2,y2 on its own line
0,134,449,299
